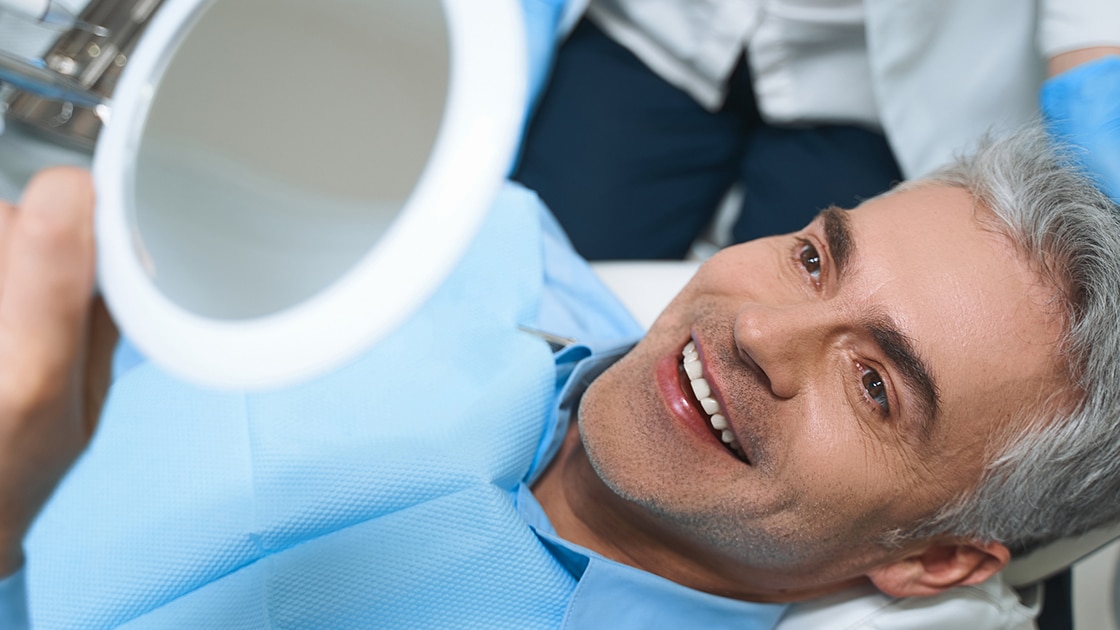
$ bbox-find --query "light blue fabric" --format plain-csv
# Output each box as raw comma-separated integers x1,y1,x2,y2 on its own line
520,0,568,112
8,182,782,628
25,182,563,627
525,191,644,481
533,201,642,346
0,568,28,630
1041,55,1120,203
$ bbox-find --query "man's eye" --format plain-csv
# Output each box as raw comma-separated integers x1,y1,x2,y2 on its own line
861,368,890,414
798,242,822,279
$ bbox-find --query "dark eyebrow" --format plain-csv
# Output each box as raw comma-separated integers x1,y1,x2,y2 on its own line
820,207,854,277
866,314,941,433
817,206,940,430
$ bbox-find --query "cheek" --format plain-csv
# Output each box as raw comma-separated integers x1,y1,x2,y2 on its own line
774,402,911,526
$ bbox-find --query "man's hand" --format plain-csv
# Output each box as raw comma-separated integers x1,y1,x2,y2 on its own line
0,168,115,577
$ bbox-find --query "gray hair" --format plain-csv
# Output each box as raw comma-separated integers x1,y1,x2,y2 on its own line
887,125,1120,555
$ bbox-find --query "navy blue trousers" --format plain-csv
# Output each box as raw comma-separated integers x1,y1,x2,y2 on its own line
514,19,903,260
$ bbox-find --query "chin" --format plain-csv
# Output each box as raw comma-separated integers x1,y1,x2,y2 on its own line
577,365,674,502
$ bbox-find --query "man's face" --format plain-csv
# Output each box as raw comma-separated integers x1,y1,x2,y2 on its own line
576,185,1068,597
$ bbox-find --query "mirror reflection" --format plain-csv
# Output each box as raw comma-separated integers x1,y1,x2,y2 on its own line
134,0,448,319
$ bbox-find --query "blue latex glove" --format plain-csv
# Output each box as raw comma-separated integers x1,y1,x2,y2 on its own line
520,0,567,110
1041,55,1120,203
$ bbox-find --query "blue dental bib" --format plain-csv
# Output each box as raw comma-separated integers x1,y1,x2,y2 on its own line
25,184,577,628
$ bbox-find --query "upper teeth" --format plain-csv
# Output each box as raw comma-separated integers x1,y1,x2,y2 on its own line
683,342,746,458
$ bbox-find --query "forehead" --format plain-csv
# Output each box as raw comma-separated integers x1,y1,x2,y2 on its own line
842,185,1067,440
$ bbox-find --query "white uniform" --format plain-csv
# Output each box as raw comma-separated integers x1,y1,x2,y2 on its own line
583,0,1120,177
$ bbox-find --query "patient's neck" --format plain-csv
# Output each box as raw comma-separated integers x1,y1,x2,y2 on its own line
531,422,868,604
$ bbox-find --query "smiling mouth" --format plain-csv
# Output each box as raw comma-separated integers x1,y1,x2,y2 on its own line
681,341,749,464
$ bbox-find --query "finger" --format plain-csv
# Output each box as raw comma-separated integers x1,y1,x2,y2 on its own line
83,296,118,436
0,168,96,395
0,200,17,280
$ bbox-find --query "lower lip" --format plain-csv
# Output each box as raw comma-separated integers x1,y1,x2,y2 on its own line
655,352,725,450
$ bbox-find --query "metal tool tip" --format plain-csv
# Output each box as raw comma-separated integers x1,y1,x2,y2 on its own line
76,21,111,37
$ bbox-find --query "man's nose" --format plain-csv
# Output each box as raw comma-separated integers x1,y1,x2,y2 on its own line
733,302,835,399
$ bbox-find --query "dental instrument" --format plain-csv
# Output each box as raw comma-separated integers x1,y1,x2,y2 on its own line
0,47,107,109
0,0,109,36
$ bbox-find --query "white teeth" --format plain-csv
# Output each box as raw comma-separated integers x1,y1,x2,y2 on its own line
700,397,720,415
682,342,746,459
690,377,711,399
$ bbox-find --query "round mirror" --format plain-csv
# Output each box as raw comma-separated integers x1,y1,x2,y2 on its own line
94,0,527,388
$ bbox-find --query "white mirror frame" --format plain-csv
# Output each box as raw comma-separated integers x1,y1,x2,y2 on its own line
94,0,527,389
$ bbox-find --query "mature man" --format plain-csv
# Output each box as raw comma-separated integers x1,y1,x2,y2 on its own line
0,125,1118,627
536,127,1119,599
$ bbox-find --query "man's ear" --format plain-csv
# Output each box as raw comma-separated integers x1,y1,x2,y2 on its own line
865,540,1011,598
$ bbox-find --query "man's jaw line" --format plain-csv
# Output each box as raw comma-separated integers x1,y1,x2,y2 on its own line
533,336,879,604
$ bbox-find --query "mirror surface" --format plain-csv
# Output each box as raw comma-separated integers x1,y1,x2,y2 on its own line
134,0,449,319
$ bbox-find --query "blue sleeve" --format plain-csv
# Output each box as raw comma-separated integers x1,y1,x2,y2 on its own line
0,567,29,629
